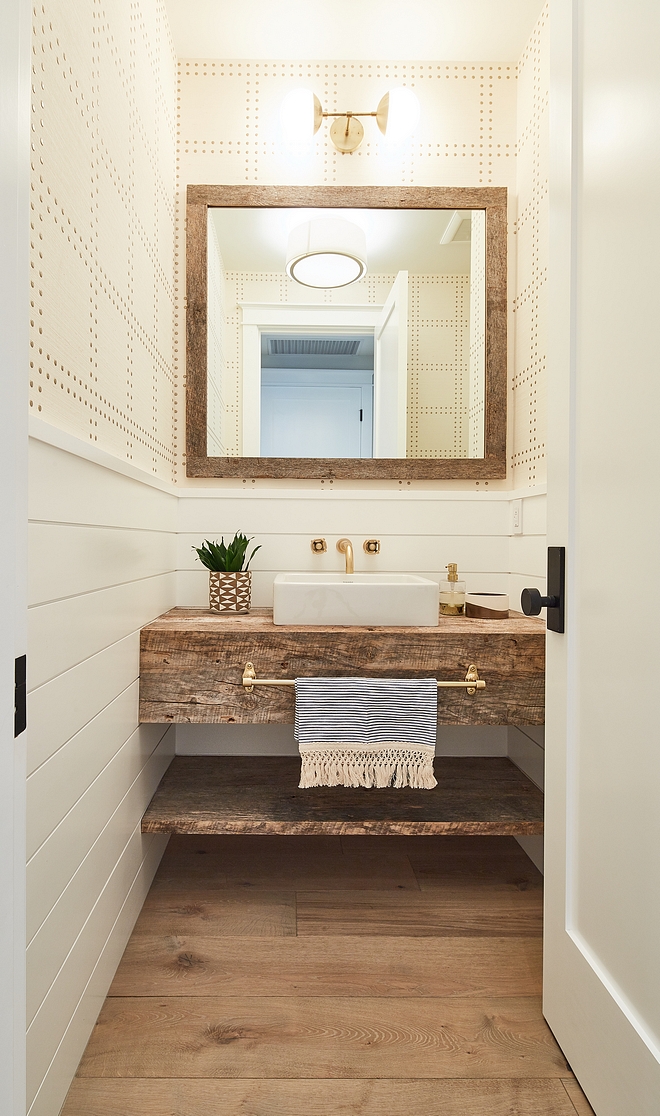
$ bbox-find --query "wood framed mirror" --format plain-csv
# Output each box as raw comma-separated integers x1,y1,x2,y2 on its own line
186,185,507,479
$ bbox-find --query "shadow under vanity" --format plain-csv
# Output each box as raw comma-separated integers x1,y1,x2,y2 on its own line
139,608,545,837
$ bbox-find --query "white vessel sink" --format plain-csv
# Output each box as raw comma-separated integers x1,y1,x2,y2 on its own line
273,572,439,627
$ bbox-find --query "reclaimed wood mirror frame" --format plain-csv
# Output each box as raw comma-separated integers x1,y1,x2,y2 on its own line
186,184,507,479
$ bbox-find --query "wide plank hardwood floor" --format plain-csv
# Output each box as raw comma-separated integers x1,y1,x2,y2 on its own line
62,834,595,1115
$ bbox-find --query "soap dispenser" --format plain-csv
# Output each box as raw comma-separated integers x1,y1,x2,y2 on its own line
439,563,466,616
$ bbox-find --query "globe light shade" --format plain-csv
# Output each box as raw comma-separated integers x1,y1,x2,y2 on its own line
280,88,323,147
286,219,368,289
376,87,421,145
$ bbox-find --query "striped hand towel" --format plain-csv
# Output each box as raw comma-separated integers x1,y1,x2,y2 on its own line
294,677,437,790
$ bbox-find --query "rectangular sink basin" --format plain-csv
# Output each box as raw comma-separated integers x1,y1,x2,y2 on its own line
273,572,439,627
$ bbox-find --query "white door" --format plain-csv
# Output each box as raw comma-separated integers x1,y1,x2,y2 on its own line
373,270,408,457
0,0,28,1110
545,2,660,1112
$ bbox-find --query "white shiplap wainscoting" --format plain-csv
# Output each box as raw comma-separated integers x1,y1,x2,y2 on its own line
26,434,177,1116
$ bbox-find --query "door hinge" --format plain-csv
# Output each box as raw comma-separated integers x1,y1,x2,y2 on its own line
15,655,26,737
359,409,363,421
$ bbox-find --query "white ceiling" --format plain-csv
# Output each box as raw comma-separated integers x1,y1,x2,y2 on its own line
210,207,473,275
165,0,546,62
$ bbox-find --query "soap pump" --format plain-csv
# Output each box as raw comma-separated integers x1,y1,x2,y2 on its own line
439,562,466,616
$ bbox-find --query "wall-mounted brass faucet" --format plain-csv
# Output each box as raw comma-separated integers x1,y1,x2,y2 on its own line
337,538,354,574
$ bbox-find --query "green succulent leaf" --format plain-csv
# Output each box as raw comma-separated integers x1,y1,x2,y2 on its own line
192,533,261,572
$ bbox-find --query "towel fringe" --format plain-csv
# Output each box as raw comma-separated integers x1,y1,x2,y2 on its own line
298,744,437,790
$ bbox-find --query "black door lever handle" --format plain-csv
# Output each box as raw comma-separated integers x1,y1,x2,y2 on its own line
520,546,565,633
521,588,559,615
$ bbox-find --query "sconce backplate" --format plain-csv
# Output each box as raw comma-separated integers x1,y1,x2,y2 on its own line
330,115,364,153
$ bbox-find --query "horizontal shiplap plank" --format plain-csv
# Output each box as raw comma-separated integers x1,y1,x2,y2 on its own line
28,572,176,688
27,829,169,1116
177,496,510,537
27,733,173,1023
509,534,546,578
176,569,512,609
177,533,510,574
29,439,177,532
27,633,140,776
27,724,169,942
27,683,139,859
520,493,547,535
28,523,177,606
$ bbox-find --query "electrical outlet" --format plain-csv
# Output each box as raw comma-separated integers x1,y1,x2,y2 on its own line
511,499,523,535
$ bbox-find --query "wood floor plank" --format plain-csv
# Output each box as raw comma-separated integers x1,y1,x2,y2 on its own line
339,835,527,856
62,1077,582,1116
77,996,568,1079
562,1078,597,1115
296,889,543,937
130,890,297,938
408,853,543,892
108,936,542,998
151,851,420,892
164,833,343,857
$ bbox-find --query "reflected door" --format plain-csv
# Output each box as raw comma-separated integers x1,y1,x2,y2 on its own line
261,370,373,458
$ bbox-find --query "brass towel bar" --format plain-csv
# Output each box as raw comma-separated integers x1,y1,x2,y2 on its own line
242,662,486,695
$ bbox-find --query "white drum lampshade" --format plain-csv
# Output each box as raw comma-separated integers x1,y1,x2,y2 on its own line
286,218,368,288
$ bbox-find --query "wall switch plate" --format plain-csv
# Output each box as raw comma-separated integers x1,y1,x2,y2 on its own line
511,499,523,534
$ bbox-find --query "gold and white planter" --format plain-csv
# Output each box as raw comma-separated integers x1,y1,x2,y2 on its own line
209,571,252,613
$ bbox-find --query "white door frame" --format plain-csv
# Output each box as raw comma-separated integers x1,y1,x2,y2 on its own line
239,303,382,456
0,0,29,1109
545,1,660,1111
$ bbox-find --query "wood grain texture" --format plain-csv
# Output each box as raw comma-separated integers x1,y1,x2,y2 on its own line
141,756,544,836
561,1078,597,1116
62,1077,583,1116
296,889,542,937
139,607,545,726
109,935,542,998
184,184,507,480
76,995,568,1079
129,890,297,938
150,850,420,891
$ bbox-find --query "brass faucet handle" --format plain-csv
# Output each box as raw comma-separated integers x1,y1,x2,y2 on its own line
363,539,380,554
310,538,327,553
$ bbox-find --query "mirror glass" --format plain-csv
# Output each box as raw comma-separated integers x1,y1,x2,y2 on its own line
206,207,486,460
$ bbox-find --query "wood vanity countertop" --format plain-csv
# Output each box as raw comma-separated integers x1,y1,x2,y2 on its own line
143,606,544,636
140,608,545,726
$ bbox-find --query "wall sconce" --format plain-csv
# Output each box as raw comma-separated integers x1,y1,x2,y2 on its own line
280,87,420,154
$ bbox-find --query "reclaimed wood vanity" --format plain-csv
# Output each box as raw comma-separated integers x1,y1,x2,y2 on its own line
139,607,545,836
139,607,545,725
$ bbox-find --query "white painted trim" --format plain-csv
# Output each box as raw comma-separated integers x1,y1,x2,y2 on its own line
239,303,384,328
28,418,178,497
1,0,29,1106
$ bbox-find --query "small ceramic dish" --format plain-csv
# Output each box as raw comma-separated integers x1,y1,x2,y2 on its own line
465,592,509,619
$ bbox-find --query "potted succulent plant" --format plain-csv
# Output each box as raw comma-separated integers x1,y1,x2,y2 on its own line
193,533,261,613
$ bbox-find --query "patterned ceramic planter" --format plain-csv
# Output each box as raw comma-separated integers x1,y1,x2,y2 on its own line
209,570,252,613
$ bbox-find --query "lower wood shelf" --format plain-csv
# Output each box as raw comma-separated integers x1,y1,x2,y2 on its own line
141,756,544,837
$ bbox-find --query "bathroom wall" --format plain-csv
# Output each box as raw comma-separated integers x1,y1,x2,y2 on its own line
29,0,177,482
26,432,177,1116
27,0,178,1111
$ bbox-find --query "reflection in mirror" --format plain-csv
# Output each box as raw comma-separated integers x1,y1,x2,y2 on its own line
206,207,486,460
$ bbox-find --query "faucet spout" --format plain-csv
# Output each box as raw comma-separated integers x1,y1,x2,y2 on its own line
337,538,354,575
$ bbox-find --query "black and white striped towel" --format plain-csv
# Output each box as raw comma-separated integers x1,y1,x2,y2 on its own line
294,677,437,790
